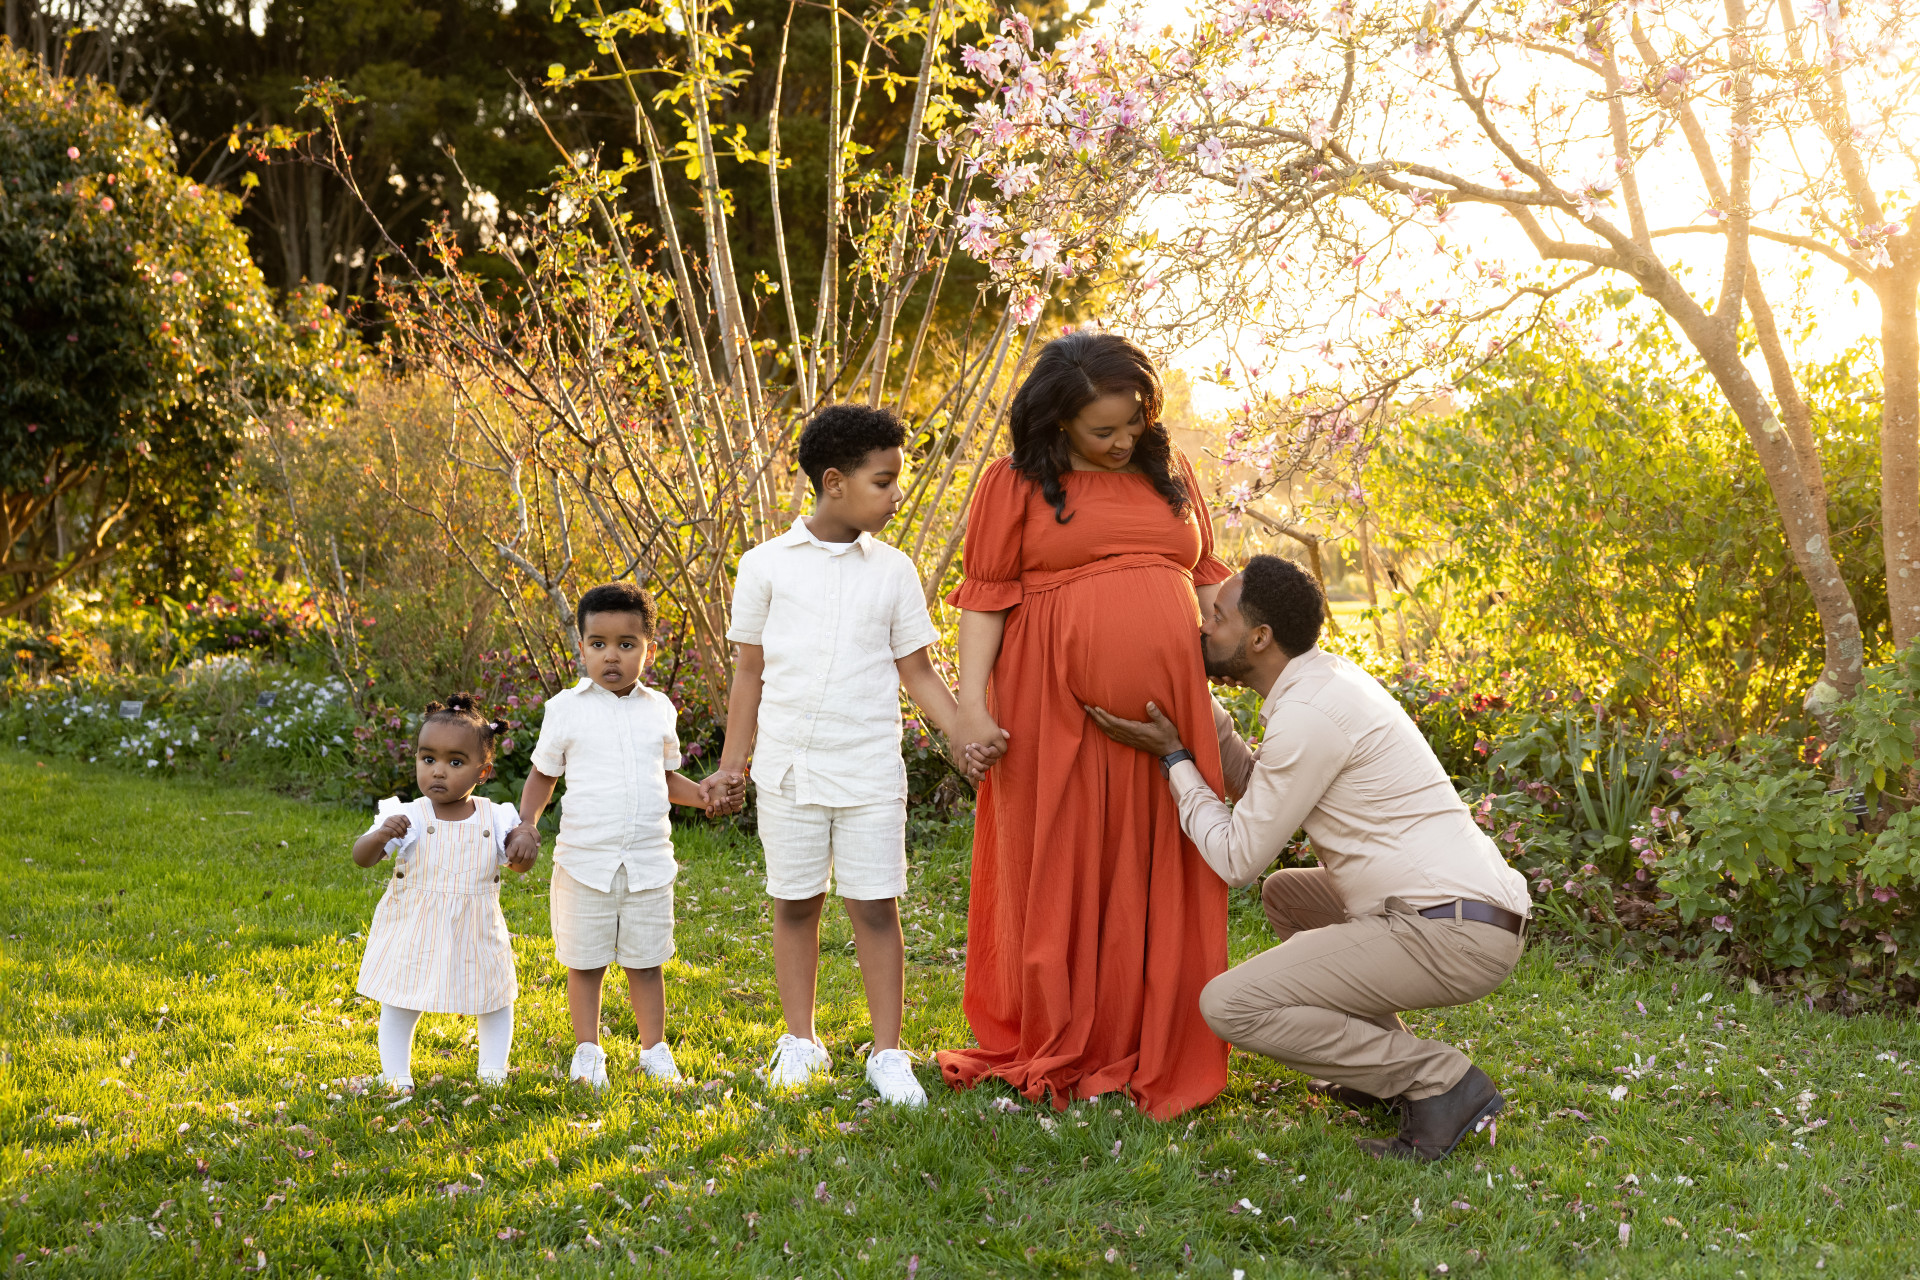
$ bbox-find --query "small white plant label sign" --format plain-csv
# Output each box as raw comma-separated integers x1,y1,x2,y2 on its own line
256,690,277,708
118,700,145,720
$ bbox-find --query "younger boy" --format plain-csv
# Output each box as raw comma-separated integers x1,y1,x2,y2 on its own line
710,405,978,1106
507,582,712,1089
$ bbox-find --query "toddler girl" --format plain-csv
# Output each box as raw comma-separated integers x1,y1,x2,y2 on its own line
351,695,532,1089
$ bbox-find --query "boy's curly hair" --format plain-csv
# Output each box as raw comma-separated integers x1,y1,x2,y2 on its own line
423,693,507,758
797,404,906,493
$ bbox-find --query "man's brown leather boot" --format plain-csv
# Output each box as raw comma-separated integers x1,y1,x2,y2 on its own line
1355,1065,1503,1163
1307,1078,1396,1111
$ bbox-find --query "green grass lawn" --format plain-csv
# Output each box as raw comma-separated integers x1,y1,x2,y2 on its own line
3,753,1918,1278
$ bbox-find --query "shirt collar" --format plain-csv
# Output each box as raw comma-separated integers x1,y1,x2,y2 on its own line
574,676,646,700
1258,647,1327,723
777,516,872,557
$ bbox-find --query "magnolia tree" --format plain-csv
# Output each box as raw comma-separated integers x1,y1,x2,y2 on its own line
288,0,1063,697
949,0,1919,715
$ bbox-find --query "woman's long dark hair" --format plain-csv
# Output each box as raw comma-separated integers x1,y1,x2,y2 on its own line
1006,331,1190,524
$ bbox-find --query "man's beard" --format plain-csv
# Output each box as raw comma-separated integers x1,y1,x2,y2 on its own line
1203,632,1253,682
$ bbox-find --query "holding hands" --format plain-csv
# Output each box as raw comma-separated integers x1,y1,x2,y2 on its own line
701,767,749,816
503,822,541,873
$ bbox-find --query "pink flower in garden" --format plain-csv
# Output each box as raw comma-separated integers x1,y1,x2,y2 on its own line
1711,915,1732,932
1564,879,1581,893
1873,887,1899,902
1535,878,1553,894
1195,136,1228,175
99,196,114,212
506,694,521,708
67,146,80,160
992,164,1038,198
1009,290,1044,326
962,44,1005,84
1019,228,1061,270
170,271,188,285
1580,863,1598,876
499,738,515,755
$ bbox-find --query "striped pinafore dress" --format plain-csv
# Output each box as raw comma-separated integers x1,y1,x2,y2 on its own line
356,796,519,1014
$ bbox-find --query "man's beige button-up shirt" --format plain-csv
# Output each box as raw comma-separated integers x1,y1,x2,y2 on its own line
1167,647,1530,920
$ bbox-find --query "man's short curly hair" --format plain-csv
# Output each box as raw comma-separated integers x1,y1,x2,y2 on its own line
1237,554,1324,657
797,404,907,493
575,581,657,637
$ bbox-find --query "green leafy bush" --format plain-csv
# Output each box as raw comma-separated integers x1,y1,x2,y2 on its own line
1373,301,1886,742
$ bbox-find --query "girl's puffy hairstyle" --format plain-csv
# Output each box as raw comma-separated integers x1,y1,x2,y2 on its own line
422,693,507,758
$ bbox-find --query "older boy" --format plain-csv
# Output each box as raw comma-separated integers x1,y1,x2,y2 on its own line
508,582,713,1090
709,405,995,1106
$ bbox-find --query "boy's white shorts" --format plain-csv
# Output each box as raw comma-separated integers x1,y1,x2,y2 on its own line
550,863,676,970
756,777,907,901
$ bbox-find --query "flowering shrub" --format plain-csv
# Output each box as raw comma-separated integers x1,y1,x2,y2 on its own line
0,657,356,793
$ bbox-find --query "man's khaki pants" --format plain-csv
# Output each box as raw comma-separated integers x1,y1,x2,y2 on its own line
1197,867,1524,1102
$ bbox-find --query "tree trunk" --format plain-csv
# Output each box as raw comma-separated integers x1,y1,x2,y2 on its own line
1649,281,1866,713
1879,259,1920,652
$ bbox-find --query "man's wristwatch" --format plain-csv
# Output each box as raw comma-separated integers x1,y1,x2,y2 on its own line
1159,748,1195,776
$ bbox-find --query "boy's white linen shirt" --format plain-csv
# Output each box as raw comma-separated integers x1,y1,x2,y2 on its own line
527,679,682,892
727,518,939,807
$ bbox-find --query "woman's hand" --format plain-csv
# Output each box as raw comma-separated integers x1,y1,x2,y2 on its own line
1085,700,1185,757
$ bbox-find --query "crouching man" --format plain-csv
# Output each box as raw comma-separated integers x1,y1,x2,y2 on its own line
1085,555,1530,1162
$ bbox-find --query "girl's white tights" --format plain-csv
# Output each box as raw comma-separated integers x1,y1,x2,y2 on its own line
377,1003,514,1087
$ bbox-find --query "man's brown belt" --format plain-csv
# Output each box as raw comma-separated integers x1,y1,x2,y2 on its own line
1418,899,1527,935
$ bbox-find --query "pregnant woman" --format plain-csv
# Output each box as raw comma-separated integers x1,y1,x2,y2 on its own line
938,331,1233,1119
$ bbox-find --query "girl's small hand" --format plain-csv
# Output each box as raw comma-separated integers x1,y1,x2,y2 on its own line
504,824,540,872
378,814,412,843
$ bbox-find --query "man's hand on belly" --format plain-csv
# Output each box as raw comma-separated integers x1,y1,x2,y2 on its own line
1085,701,1185,756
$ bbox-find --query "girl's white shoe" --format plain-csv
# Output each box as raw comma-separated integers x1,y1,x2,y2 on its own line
568,1041,609,1091
478,1066,509,1088
865,1048,927,1107
766,1033,831,1088
378,1074,414,1093
639,1041,681,1082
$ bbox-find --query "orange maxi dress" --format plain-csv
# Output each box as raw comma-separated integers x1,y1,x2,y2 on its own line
936,455,1234,1120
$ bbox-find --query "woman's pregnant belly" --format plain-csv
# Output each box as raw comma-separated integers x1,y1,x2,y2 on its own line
1008,559,1206,719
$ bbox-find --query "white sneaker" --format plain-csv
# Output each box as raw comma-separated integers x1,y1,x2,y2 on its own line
568,1041,609,1091
639,1041,681,1082
766,1033,831,1088
378,1073,414,1093
865,1048,927,1108
478,1067,509,1088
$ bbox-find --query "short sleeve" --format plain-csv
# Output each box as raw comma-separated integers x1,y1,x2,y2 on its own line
529,696,568,777
726,549,772,645
1182,451,1232,587
365,795,421,858
889,556,940,658
944,457,1028,611
660,696,683,772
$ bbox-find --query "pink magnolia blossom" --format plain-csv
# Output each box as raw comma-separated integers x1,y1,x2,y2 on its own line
962,45,1005,85
1195,136,1228,175
66,146,80,160
1008,290,1044,326
1019,228,1062,270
